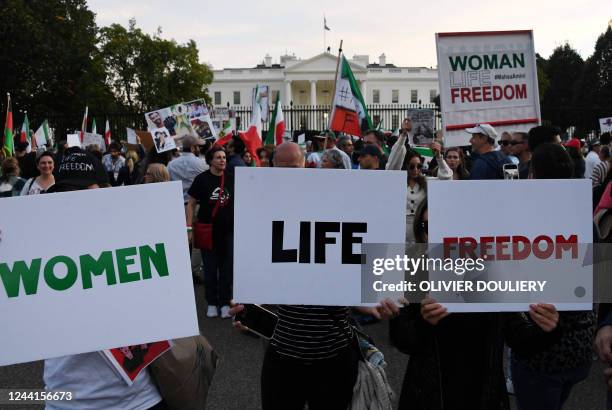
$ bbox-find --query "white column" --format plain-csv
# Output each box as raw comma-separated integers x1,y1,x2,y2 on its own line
360,80,367,101
310,80,317,106
284,80,292,104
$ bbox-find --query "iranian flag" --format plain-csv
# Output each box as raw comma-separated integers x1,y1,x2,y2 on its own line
265,94,285,146
329,55,372,137
238,101,262,166
104,118,111,146
3,93,13,157
91,117,97,135
215,120,233,146
34,120,50,147
20,113,30,144
80,106,88,143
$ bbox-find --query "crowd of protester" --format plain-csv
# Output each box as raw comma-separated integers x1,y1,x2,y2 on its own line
1,118,612,410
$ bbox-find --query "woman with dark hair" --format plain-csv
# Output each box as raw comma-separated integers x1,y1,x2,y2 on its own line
186,146,235,319
532,143,574,179
433,147,469,180
257,146,274,167
0,158,26,197
20,152,55,195
563,138,585,178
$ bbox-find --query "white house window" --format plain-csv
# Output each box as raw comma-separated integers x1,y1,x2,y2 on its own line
214,91,221,105
391,90,399,104
410,90,418,103
233,91,241,105
373,89,380,104
429,89,437,103
392,114,399,129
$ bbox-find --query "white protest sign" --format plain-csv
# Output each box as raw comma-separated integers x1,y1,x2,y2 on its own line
67,133,81,148
428,179,592,312
83,132,106,152
0,182,198,365
600,117,612,134
436,30,541,147
234,167,407,306
126,127,138,145
151,127,176,153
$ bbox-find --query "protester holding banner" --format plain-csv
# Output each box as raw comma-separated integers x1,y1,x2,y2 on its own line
20,151,55,195
466,124,513,180
509,142,596,410
187,146,235,318
0,157,26,197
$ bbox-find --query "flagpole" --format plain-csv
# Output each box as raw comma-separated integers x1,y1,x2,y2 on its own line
327,39,343,131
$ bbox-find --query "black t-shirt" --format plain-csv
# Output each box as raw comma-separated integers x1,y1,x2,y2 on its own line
18,152,39,179
188,170,234,236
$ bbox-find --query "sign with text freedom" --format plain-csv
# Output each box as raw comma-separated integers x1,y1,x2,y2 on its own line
436,30,541,147
233,168,407,306
428,179,592,312
0,183,199,366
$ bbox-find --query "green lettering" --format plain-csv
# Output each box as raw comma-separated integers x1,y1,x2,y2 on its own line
0,259,42,298
80,251,117,289
499,54,512,69
139,243,169,280
513,53,525,68
483,54,499,70
468,55,482,70
44,256,78,291
116,247,140,283
448,55,468,71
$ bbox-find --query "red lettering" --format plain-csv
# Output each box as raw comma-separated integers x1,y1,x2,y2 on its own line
472,87,482,102
512,236,531,260
515,83,527,99
459,237,478,258
504,85,514,100
480,236,494,260
443,237,458,259
495,236,511,260
493,86,503,100
461,88,472,102
451,88,460,104
482,86,492,101
533,235,554,259
555,234,578,259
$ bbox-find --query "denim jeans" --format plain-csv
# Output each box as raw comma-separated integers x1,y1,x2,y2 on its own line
201,233,233,307
511,357,591,410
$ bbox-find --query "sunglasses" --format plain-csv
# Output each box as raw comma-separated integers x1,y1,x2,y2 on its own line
409,163,423,170
499,140,511,146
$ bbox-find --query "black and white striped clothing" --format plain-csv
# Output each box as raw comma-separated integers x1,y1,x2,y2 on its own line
270,305,353,361
592,161,609,187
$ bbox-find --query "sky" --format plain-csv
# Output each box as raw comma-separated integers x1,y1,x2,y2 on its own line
89,0,610,70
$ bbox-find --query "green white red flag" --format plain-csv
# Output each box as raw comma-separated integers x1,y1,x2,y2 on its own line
91,117,97,135
3,93,13,157
34,120,50,147
265,94,285,146
104,119,111,146
80,106,88,143
329,55,372,137
20,113,30,144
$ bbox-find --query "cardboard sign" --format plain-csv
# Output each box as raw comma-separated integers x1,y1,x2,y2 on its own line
427,179,592,312
83,132,106,152
406,109,435,145
185,99,217,139
145,104,194,140
67,134,81,148
436,30,541,147
151,127,176,153
600,117,612,134
233,168,407,306
0,182,198,365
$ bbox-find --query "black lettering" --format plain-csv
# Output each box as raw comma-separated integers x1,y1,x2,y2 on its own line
271,221,297,262
342,223,367,264
299,221,310,263
314,222,340,263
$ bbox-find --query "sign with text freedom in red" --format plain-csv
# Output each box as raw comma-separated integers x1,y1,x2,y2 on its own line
436,30,541,147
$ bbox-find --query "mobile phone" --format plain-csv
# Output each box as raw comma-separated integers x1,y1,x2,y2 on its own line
503,163,519,180
233,304,278,339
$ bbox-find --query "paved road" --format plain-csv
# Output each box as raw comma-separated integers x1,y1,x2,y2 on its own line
0,285,607,409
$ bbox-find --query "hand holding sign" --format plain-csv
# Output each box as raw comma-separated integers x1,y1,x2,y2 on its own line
528,303,559,332
421,297,450,326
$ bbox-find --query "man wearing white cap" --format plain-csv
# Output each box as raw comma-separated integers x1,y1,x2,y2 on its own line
465,123,513,180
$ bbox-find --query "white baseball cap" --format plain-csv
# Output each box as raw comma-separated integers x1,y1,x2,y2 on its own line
465,123,499,142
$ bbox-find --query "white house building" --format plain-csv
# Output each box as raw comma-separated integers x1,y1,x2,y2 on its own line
209,52,439,108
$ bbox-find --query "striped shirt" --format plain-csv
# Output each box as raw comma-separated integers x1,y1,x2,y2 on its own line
270,305,353,361
592,161,609,187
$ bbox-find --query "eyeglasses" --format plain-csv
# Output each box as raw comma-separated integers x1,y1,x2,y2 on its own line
499,140,511,146
510,140,525,146
409,163,423,170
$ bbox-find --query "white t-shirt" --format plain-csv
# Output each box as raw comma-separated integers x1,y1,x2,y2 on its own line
585,151,601,179
44,352,162,410
20,178,53,196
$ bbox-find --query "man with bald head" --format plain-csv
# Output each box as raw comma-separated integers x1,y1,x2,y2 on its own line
273,141,305,168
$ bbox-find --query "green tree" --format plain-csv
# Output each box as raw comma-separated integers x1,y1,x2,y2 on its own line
541,44,584,130
99,20,213,112
574,26,612,133
0,0,117,127
535,53,550,102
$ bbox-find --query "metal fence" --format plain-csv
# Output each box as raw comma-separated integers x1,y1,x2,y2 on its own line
42,104,442,141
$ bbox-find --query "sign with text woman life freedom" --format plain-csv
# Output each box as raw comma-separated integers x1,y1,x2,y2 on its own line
436,30,541,147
